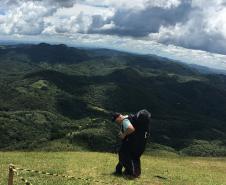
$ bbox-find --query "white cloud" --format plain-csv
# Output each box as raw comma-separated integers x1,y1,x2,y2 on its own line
0,1,54,35
146,0,182,9
41,4,115,35
148,1,226,54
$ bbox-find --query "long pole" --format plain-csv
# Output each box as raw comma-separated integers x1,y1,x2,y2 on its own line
8,164,14,185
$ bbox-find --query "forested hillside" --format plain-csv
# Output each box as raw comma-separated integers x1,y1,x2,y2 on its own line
1,43,226,156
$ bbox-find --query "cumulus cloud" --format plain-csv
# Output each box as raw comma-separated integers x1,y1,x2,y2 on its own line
0,1,55,35
41,3,115,35
148,0,226,54
96,0,191,37
0,0,226,69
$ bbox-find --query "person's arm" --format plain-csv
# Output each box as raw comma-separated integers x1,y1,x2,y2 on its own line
119,124,135,140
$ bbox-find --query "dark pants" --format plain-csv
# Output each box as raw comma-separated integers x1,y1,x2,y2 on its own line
115,140,142,177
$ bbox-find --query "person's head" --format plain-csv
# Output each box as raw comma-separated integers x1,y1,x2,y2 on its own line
111,112,124,125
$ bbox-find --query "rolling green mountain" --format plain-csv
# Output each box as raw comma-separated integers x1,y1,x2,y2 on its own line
1,43,226,156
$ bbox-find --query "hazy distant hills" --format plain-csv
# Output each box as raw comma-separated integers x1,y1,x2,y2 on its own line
1,43,226,156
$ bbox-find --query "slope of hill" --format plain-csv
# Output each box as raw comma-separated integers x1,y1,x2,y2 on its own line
1,43,226,156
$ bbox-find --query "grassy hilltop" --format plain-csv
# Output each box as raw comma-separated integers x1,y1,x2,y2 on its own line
1,152,226,185
1,43,226,156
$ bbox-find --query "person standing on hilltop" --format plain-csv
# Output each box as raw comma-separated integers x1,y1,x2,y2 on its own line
112,110,151,178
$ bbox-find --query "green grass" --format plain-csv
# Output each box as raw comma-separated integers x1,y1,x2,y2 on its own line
31,80,49,90
1,152,226,185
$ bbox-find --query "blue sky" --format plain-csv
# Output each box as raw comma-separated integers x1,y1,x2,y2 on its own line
1,0,226,70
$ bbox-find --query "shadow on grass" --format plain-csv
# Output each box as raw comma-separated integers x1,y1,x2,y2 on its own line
101,172,139,181
104,172,168,181
154,175,168,180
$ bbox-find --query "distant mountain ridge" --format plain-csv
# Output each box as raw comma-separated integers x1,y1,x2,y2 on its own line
189,64,226,75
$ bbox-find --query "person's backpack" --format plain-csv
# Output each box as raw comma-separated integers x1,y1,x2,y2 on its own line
126,109,151,156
